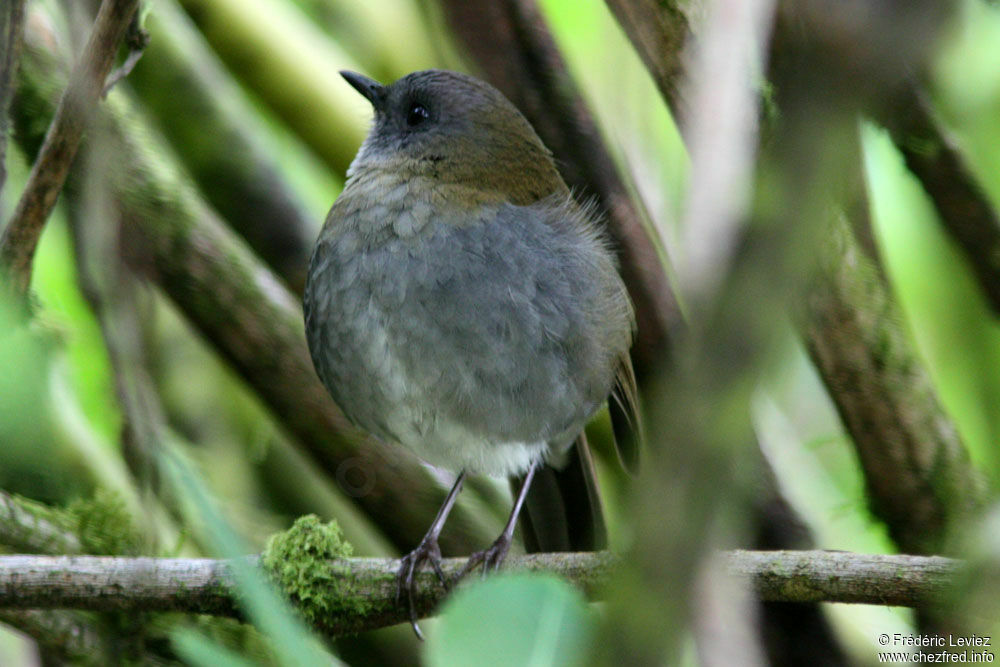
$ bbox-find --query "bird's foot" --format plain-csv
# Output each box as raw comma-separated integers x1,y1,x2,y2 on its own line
396,535,449,640
456,532,513,581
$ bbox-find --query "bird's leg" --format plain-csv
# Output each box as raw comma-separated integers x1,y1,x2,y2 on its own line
397,470,466,640
457,461,538,580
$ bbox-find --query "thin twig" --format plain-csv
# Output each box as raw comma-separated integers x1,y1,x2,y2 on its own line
102,10,149,97
0,0,139,302
69,134,170,538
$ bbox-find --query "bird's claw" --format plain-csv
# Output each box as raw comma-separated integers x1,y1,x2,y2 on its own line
396,536,449,640
456,534,512,582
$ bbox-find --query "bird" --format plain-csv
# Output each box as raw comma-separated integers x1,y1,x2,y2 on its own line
303,68,639,637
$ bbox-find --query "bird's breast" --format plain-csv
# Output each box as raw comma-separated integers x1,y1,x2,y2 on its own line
303,180,628,476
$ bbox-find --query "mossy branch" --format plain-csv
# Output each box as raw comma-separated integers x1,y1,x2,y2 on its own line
0,550,964,637
801,208,987,556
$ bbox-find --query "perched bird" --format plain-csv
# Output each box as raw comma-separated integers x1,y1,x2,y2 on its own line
303,69,639,636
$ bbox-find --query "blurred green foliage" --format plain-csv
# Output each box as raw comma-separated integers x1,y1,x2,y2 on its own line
425,573,594,667
162,449,339,666
1,0,999,663
0,297,51,458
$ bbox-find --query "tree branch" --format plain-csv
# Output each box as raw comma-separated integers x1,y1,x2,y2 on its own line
128,1,315,293
727,550,961,607
0,491,83,555
601,0,690,121
0,550,965,636
602,0,972,660
881,83,1000,316
0,0,139,302
0,0,26,200
606,0,983,559
801,202,987,556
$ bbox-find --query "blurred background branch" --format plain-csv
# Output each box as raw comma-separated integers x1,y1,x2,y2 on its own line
596,0,995,663
0,0,138,303
0,610,104,665
0,0,26,202
128,0,316,292
801,196,987,556
602,0,689,120
0,492,82,555
881,83,1000,316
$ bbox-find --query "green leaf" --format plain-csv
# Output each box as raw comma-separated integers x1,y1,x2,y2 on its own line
171,629,256,667
426,573,594,667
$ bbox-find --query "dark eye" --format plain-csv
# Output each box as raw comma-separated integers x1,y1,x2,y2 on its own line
407,103,429,127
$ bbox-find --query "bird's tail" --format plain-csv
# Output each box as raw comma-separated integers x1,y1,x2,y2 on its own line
516,433,607,552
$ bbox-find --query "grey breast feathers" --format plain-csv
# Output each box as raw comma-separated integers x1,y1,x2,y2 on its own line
393,194,634,448
304,192,634,451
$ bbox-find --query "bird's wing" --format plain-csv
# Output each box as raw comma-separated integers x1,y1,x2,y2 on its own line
609,353,642,475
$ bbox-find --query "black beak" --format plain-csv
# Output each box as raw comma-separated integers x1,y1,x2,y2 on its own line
340,71,387,111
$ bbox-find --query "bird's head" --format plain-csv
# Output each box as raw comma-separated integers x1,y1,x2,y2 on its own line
341,69,565,204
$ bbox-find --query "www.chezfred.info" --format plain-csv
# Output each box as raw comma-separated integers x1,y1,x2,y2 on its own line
877,634,994,663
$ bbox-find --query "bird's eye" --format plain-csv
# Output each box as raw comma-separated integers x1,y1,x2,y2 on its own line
407,103,430,127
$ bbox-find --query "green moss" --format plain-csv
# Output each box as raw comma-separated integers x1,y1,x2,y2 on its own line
10,489,141,555
261,515,372,631
66,488,143,556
